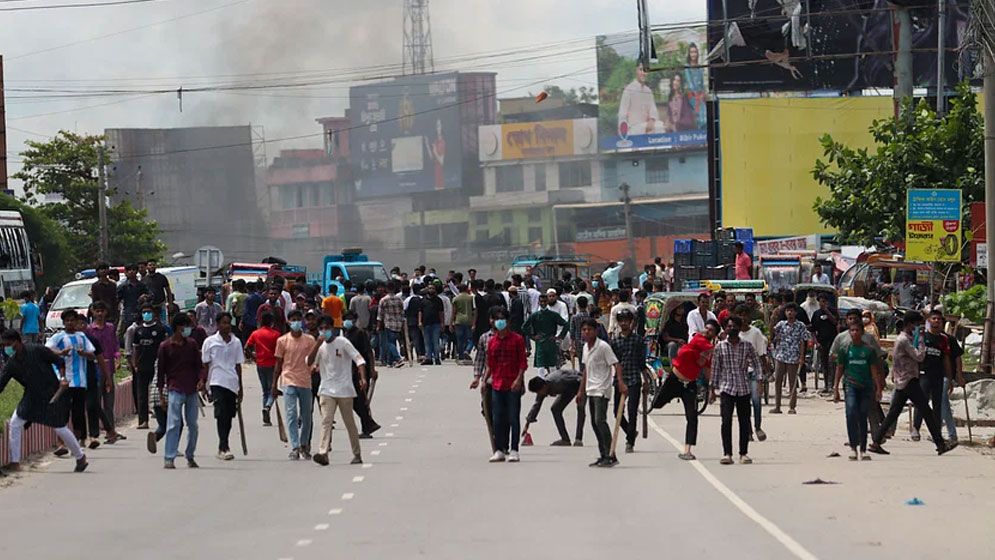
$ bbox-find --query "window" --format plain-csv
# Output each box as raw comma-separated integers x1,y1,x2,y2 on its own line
476,230,489,242
602,160,617,189
495,165,524,193
502,227,513,244
528,227,544,243
475,213,488,226
292,224,310,239
308,184,321,207
280,186,296,210
645,158,670,184
501,210,513,224
527,208,542,222
534,165,547,192
559,161,591,188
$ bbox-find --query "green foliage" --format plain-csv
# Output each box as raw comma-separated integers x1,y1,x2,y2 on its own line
812,82,984,246
0,193,73,289
541,85,597,104
943,284,987,324
14,131,165,269
1,299,20,321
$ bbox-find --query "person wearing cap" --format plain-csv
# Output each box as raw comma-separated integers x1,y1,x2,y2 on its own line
522,293,568,379
546,288,569,323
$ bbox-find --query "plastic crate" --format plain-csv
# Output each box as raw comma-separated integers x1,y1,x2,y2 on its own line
701,265,729,280
674,252,693,268
717,242,737,266
673,239,693,254
692,239,714,257
734,228,754,242
679,265,701,281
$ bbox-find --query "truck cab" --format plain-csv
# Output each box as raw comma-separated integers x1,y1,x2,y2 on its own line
322,249,388,296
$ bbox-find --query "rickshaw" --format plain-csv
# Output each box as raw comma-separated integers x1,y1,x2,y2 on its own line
640,292,705,438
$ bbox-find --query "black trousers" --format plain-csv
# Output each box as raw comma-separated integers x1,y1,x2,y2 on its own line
84,370,104,438
135,366,154,425
68,387,88,440
652,374,698,445
211,386,238,453
720,393,752,457
913,375,945,433
589,396,612,459
874,379,945,450
352,372,377,433
526,386,585,442
816,343,833,389
614,382,641,446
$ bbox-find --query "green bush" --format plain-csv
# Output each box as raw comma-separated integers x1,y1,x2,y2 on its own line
943,284,987,324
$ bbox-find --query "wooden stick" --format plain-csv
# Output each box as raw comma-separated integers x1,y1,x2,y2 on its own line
609,392,627,457
403,326,414,367
963,385,973,443
275,400,288,443
237,401,248,456
641,382,649,439
481,388,496,453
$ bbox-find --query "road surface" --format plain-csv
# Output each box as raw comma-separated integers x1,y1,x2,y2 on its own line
2,363,994,560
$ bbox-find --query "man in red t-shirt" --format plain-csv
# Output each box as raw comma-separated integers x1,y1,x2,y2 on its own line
244,311,281,426
652,318,720,460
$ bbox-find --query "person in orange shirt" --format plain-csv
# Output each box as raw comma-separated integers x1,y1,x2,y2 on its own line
322,285,345,329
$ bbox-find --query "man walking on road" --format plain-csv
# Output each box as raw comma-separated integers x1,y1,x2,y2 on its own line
522,293,567,378
273,309,317,460
452,284,474,363
343,310,381,438
89,263,120,326
257,286,287,334
46,310,97,449
484,308,527,463
911,309,956,442
1,330,89,473
735,305,770,442
87,302,124,444
195,288,224,337
869,311,957,456
610,310,644,453
19,291,41,344
157,313,205,469
579,318,626,468
770,303,810,415
377,282,404,367
710,316,763,465
308,316,368,466
245,312,280,426
833,322,881,461
322,285,345,329
202,313,243,461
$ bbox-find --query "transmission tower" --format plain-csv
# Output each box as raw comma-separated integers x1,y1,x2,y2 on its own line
402,0,434,75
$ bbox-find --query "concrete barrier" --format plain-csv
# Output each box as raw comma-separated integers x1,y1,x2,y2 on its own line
1,376,137,465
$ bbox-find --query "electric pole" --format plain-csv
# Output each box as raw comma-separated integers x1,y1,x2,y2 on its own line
894,5,914,112
97,145,108,262
936,0,947,115
620,182,637,271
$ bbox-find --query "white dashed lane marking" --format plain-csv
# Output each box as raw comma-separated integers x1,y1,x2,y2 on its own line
352,476,365,483
371,450,381,456
362,463,373,469
341,493,355,501
378,442,388,447
400,407,408,411
390,423,399,427
314,524,329,531
385,433,395,437
296,539,312,547
328,509,343,515
395,416,404,420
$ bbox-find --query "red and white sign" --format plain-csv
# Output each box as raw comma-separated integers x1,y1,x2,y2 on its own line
756,235,815,256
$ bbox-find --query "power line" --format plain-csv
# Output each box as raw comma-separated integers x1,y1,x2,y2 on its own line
0,0,170,11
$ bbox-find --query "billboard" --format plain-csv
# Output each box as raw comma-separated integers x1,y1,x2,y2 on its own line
350,73,463,198
706,0,975,93
597,29,708,152
478,118,597,162
905,188,962,262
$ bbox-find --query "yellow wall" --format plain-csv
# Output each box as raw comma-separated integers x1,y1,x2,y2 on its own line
720,97,894,237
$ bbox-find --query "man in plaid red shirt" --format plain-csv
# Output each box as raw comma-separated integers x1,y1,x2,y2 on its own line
483,308,527,463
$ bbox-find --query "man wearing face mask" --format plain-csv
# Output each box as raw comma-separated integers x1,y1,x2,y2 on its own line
130,302,167,430
273,309,317,460
157,313,206,469
342,310,380,438
482,308,527,463
202,313,243,461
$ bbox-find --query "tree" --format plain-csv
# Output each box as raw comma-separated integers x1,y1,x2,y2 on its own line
0,192,73,289
540,85,598,105
812,82,984,246
14,131,165,269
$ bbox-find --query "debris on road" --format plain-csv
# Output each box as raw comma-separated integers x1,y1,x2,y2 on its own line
803,478,838,485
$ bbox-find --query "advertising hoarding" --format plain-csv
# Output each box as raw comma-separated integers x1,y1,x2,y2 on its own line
706,0,975,93
350,73,463,198
478,118,597,162
905,188,962,262
597,29,708,152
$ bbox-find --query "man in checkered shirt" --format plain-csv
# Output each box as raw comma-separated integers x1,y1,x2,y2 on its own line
469,307,501,453
710,315,762,465
610,309,645,453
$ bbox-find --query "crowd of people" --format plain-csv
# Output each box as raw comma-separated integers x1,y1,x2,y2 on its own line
0,258,965,474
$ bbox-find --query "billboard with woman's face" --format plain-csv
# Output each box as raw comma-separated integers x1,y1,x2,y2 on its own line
597,28,708,152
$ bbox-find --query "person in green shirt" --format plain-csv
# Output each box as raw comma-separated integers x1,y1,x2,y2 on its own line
225,280,248,336
834,322,883,461
452,284,475,363
522,293,568,377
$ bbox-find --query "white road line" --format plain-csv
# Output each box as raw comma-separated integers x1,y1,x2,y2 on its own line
328,508,343,515
408,390,417,394
314,524,329,531
296,539,312,547
352,476,365,483
385,432,395,437
420,368,428,372
396,416,404,420
371,450,381,456
405,398,413,402
400,407,408,411
362,463,373,469
647,417,819,560
390,423,399,427
341,493,355,501
378,442,388,447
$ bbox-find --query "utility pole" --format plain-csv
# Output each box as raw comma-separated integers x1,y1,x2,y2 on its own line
97,145,108,262
936,0,947,115
620,182,637,271
894,5,914,112
984,45,995,374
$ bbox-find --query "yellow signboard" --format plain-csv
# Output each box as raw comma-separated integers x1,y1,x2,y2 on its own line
905,188,962,262
502,120,574,159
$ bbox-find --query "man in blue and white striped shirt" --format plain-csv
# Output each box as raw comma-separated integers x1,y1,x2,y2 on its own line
46,310,96,448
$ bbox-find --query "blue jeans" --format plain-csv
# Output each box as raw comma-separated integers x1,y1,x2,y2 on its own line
423,323,441,361
844,383,873,451
284,385,313,451
455,324,472,359
380,329,401,365
164,391,200,461
941,378,958,440
750,377,762,431
491,389,522,453
257,366,275,409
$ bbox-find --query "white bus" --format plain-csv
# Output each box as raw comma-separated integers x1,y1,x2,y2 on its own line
0,210,35,299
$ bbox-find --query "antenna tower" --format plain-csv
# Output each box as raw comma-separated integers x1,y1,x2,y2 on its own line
402,0,434,75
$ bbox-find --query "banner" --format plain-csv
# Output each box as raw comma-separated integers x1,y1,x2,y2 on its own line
597,29,708,152
905,188,962,262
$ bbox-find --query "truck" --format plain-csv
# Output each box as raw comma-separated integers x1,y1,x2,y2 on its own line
321,249,388,296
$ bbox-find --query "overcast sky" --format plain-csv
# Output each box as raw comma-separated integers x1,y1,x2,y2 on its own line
2,0,704,176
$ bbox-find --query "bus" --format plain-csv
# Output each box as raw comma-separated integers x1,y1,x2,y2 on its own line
0,210,35,299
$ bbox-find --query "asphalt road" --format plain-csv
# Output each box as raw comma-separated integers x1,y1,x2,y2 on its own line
2,363,994,560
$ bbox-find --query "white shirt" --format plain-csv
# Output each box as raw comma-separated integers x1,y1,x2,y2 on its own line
582,338,619,397
801,298,819,320
440,294,453,326
202,332,244,392
687,308,717,338
560,293,577,316
548,299,569,323
280,291,293,318
812,273,831,285
316,336,366,398
608,302,637,337
739,327,768,373
527,288,541,313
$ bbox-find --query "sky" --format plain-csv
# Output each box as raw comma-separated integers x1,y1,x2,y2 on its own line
1,0,705,180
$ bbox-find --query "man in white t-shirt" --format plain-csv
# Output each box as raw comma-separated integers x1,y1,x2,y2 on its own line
202,313,244,461
608,289,638,338
307,316,367,467
734,305,771,442
687,293,717,338
578,317,625,468
546,288,569,323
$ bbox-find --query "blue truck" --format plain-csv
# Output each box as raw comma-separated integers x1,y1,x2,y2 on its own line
322,249,389,295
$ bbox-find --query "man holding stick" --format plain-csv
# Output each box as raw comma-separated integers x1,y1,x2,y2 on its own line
308,316,367,466
480,308,527,463
578,317,626,468
202,313,244,461
469,307,501,454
